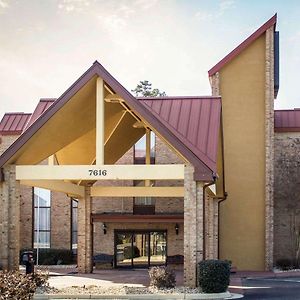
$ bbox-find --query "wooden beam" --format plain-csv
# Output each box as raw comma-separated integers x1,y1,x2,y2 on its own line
16,164,185,181
48,155,55,165
96,77,104,164
104,110,127,145
145,129,151,187
20,180,85,198
91,186,184,197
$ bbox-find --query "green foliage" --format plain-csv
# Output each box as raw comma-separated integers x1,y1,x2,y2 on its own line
197,260,230,293
123,246,140,259
20,248,74,265
276,258,293,270
149,266,176,289
0,270,48,300
131,80,166,97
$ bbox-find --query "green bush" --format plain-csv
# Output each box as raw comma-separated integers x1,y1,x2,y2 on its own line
123,246,140,259
149,266,176,289
198,260,230,293
20,248,74,265
0,270,48,300
276,258,293,270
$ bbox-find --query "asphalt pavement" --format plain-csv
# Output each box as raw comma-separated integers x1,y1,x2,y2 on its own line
242,277,300,299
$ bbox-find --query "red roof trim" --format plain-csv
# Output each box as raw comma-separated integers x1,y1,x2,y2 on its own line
275,127,300,132
208,14,277,76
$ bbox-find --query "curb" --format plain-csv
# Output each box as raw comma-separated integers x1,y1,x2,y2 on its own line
34,292,243,299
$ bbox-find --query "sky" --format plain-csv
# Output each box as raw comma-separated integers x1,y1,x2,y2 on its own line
0,0,300,118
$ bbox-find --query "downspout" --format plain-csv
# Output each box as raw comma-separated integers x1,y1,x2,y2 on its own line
216,112,227,259
216,192,228,258
203,176,217,260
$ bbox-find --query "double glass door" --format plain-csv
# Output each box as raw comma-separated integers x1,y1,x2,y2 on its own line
115,230,167,268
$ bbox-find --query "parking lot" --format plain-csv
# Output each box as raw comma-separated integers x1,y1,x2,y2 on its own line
242,277,300,299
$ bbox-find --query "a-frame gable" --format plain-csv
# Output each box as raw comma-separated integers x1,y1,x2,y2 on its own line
0,61,219,180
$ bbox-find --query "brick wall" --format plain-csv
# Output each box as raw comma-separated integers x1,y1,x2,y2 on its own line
20,185,33,249
274,132,300,264
0,135,19,156
51,192,71,249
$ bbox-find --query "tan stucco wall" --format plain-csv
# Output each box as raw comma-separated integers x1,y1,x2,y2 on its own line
218,34,267,270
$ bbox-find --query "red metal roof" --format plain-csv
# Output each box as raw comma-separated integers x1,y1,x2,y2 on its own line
208,14,277,76
25,98,56,130
138,96,221,172
0,113,32,135
275,109,300,132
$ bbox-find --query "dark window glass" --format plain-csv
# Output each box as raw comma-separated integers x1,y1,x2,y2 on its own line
33,188,51,249
71,199,78,252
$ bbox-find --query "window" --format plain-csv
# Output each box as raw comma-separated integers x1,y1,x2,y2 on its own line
133,132,156,214
33,187,51,249
71,199,78,253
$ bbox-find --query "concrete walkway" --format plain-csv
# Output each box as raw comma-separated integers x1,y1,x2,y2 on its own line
38,266,300,293
43,268,183,288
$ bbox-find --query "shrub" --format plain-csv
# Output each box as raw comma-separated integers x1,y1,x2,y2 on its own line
123,246,140,259
20,248,74,265
276,258,293,270
149,266,176,289
198,260,230,293
0,270,48,300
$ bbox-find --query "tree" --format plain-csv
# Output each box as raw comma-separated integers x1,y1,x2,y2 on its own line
131,80,166,97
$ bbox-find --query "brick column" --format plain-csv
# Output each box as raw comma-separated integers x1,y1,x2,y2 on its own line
0,165,20,270
205,194,219,260
77,185,93,273
184,165,203,287
265,26,275,270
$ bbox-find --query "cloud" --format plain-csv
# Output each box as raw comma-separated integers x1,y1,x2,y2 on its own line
58,0,91,13
97,1,158,34
0,0,9,10
195,11,213,21
134,0,158,10
219,0,235,15
195,0,236,20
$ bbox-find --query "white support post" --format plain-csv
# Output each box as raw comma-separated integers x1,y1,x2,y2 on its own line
145,129,151,187
96,77,105,165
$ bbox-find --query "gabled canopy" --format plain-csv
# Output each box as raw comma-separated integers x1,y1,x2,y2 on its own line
0,61,221,181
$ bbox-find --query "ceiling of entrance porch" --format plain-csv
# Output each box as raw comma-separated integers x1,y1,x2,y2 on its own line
2,75,145,167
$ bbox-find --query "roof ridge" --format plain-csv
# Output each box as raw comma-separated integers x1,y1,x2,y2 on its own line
39,98,56,102
137,96,221,100
208,14,277,76
3,112,31,115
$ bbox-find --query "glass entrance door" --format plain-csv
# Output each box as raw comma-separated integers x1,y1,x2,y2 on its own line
132,233,149,267
150,232,167,266
115,230,167,268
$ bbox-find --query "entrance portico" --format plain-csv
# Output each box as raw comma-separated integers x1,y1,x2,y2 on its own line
0,61,222,287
